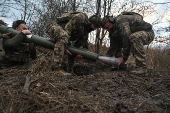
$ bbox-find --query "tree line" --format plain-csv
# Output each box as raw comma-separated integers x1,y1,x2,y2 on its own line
0,0,170,53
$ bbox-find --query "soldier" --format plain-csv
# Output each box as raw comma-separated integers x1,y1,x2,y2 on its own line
102,12,155,75
47,12,102,75
0,19,11,61
0,20,37,68
0,19,11,39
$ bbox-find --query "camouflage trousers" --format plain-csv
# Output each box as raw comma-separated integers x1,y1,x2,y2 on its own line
129,30,155,68
107,30,154,68
66,40,84,73
47,21,69,68
67,54,75,73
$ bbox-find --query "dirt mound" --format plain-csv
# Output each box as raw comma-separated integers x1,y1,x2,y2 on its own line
0,58,170,113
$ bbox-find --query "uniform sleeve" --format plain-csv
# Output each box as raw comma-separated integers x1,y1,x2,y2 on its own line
47,21,69,38
117,19,131,61
82,34,88,49
0,33,3,39
65,14,85,36
3,32,26,48
106,33,118,57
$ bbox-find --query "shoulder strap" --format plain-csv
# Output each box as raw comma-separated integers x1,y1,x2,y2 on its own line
56,12,84,23
120,11,143,21
120,12,143,17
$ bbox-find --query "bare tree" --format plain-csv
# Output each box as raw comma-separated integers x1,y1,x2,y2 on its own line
0,0,39,28
1,0,169,52
73,0,76,12
94,0,114,54
30,0,81,37
94,0,101,54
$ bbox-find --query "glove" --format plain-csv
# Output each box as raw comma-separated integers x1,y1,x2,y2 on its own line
76,54,83,60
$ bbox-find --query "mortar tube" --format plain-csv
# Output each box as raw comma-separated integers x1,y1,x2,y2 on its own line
98,56,120,66
0,25,98,62
0,25,120,64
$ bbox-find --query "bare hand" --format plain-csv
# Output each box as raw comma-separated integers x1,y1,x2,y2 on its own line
30,43,36,49
118,57,126,67
102,60,109,65
64,49,72,55
76,54,83,60
22,30,32,35
2,32,11,38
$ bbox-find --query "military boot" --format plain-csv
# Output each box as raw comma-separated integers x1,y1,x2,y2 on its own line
130,67,147,75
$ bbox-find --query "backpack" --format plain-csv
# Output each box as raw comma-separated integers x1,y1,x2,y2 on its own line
120,12,152,31
120,11,143,21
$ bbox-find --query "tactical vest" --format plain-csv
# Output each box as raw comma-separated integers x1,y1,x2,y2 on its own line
4,43,31,63
119,12,152,32
0,38,5,57
56,12,89,47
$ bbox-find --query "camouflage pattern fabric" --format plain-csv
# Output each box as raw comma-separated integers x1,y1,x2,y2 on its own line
106,30,122,57
129,30,154,68
1,32,37,67
65,13,88,36
67,40,82,73
66,13,88,72
0,35,5,61
0,20,7,61
54,40,65,65
0,20,33,68
106,12,154,68
47,21,69,67
67,54,75,73
47,13,89,71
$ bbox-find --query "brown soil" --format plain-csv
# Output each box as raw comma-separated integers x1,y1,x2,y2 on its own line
0,53,170,113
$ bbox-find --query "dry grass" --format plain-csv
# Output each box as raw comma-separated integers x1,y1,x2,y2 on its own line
146,46,170,73
0,45,170,113
96,44,170,73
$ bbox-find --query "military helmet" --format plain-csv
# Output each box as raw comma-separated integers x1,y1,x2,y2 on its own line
0,19,7,25
88,14,102,28
102,16,115,27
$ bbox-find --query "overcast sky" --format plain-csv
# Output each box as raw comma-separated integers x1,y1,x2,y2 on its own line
0,0,169,38
0,0,169,25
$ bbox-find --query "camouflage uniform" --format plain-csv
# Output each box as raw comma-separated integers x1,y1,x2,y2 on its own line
0,32,37,67
0,20,7,62
106,12,154,68
0,33,5,61
47,12,89,72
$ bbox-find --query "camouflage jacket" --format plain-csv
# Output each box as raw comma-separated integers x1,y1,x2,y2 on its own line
58,12,89,48
0,33,4,56
3,32,37,63
0,33,3,39
109,13,152,61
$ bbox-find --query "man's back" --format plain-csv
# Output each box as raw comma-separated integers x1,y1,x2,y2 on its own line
115,12,152,33
0,37,5,58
